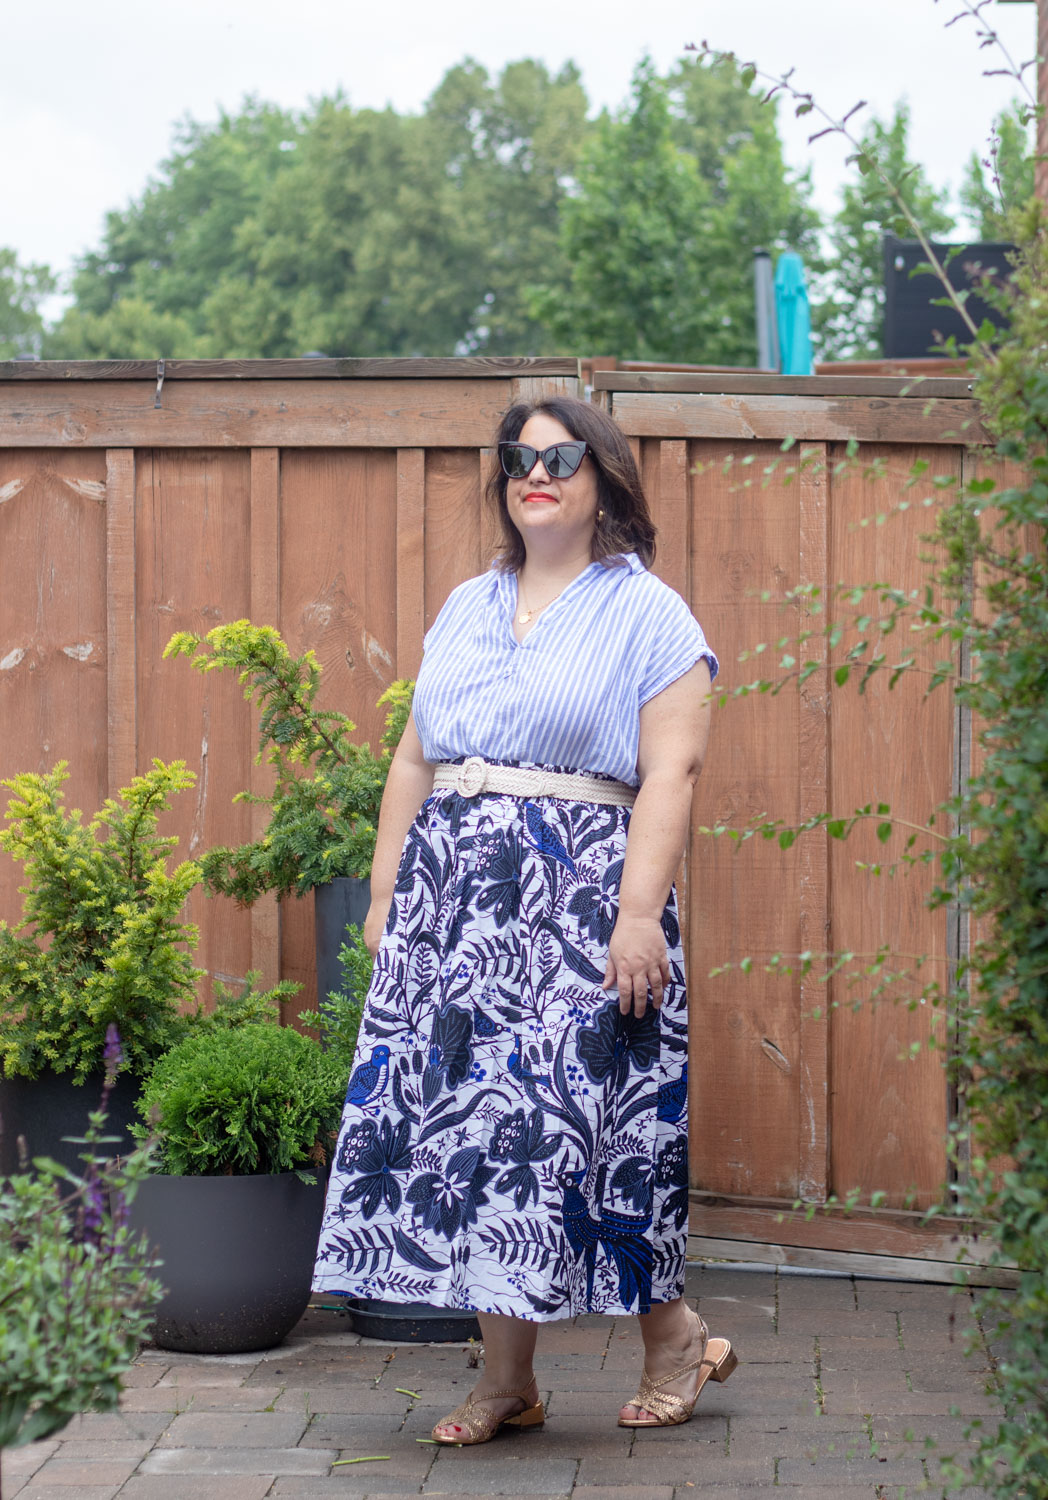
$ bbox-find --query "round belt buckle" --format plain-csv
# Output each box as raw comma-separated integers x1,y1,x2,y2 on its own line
457,757,488,798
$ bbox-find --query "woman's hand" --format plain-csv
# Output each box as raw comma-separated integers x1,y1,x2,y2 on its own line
603,914,670,1018
363,896,391,958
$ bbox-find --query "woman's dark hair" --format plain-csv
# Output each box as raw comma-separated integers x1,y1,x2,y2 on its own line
485,395,657,572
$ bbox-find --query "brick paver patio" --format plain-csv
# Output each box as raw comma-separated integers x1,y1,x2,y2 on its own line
2,1265,1005,1499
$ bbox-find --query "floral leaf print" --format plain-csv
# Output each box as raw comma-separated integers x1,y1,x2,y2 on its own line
660,905,680,950
474,827,523,927
406,1145,499,1240
536,918,604,984
313,789,690,1319
655,1135,690,1232
391,1066,420,1126
570,806,623,860
490,1107,563,1212
338,1116,412,1220
392,1225,448,1273
577,999,660,1091
416,1094,502,1148
426,1002,474,1088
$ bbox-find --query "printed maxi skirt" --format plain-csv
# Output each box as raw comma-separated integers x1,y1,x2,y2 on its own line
312,780,691,1320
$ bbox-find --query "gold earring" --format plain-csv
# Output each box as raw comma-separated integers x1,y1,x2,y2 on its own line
597,508,605,521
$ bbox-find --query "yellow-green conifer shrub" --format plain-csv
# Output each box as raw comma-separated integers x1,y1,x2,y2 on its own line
0,761,202,1082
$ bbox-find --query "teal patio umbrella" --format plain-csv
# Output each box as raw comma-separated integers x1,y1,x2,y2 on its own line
774,252,814,375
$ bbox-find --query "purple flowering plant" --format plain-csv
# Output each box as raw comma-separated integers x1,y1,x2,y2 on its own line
0,1026,163,1465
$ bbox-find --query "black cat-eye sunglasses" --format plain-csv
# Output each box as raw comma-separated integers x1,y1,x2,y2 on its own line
498,441,589,481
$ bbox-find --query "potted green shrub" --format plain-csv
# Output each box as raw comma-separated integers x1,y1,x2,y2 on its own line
0,1027,162,1494
163,622,413,1005
0,762,202,1175
127,988,353,1354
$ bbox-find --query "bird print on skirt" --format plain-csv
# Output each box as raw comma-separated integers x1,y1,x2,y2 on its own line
312,776,690,1320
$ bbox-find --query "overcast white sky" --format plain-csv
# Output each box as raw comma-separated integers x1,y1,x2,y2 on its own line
3,0,1038,309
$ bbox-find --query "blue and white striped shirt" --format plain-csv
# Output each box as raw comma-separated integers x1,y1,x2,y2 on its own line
412,554,718,788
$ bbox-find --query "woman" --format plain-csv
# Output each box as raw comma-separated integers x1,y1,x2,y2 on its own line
312,394,735,1440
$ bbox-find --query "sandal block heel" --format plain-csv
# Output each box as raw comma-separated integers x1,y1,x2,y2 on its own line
709,1343,738,1383
505,1401,545,1429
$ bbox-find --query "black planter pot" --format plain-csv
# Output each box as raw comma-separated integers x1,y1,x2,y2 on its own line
0,1067,141,1179
127,1171,326,1354
347,1298,481,1343
314,876,371,1006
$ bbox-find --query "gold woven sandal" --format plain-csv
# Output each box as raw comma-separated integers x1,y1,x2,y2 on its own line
618,1311,737,1429
431,1381,545,1445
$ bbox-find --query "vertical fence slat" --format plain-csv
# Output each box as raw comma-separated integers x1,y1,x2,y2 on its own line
656,440,690,600
655,441,692,950
479,449,501,567
106,449,136,794
797,449,830,1201
396,449,426,677
828,443,953,1209
249,448,282,992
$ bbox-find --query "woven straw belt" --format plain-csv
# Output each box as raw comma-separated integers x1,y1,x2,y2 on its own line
432,757,637,808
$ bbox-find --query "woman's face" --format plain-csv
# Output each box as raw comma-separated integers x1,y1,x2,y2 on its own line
505,413,599,559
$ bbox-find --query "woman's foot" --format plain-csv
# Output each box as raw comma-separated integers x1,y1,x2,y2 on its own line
432,1376,542,1443
619,1306,708,1424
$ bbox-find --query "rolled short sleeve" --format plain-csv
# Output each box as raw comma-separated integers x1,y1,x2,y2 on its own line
638,588,719,707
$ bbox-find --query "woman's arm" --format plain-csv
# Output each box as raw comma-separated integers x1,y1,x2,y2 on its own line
604,658,713,1017
363,711,435,956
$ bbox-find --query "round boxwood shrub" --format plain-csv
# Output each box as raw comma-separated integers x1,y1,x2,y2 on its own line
135,1023,345,1177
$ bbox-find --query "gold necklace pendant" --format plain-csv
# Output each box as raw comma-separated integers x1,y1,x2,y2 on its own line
517,589,561,627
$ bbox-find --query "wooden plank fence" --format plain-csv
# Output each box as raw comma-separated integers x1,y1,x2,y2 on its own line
0,360,987,1275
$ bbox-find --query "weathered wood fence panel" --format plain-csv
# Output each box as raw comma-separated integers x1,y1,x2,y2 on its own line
0,363,579,1021
597,372,976,1271
0,360,982,1272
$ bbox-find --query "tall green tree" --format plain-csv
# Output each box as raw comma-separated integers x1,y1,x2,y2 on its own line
530,57,818,364
44,63,589,360
425,58,590,352
45,99,298,358
667,56,822,362
960,102,1034,239
0,248,56,359
816,102,955,360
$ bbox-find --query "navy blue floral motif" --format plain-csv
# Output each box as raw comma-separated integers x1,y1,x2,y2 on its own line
338,1117,412,1219
577,998,660,1090
566,858,624,944
406,1145,499,1239
654,1135,690,1231
337,1118,376,1174
489,1107,563,1212
474,828,522,926
654,1135,687,1189
490,1108,529,1162
427,1002,474,1088
313,789,689,1319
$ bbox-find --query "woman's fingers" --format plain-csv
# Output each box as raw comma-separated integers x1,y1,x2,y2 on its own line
607,916,669,1017
617,969,636,1017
